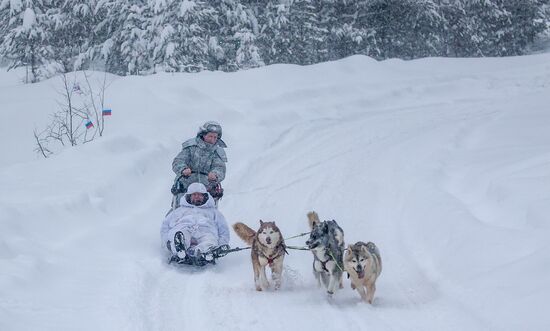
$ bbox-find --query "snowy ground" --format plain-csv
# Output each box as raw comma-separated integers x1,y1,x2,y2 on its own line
1,54,550,331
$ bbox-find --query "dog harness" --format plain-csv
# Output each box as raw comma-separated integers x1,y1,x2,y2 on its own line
313,249,344,273
256,242,288,266
314,255,330,273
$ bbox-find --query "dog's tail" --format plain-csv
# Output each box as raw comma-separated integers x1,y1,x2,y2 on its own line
232,222,256,245
307,211,320,229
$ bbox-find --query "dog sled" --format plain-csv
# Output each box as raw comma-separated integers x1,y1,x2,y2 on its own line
168,244,238,267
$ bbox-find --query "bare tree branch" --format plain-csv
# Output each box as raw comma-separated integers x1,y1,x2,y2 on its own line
32,71,111,157
33,128,52,158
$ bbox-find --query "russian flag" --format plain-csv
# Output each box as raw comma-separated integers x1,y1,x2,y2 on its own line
85,120,94,129
102,109,112,116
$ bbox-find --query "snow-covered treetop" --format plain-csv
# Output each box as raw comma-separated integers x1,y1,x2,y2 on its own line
22,7,36,30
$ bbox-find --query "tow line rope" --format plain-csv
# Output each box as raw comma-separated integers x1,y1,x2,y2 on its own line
286,245,310,251
219,244,310,256
218,232,311,257
284,231,310,241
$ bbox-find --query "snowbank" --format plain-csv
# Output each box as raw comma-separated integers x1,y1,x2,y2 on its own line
1,53,550,330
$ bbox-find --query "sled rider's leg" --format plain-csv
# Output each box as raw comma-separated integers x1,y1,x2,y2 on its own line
193,232,218,253
167,227,192,256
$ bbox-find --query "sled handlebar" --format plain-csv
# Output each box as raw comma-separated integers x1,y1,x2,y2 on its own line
181,171,211,178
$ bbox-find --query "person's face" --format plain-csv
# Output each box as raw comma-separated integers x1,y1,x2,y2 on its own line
190,192,205,205
203,132,219,145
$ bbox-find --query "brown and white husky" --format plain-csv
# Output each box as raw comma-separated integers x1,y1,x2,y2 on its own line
344,241,382,303
233,221,287,291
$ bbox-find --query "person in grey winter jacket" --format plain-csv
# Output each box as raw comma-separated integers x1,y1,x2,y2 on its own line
161,182,230,261
171,121,227,208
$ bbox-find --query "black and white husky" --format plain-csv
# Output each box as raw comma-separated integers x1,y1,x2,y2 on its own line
306,211,345,295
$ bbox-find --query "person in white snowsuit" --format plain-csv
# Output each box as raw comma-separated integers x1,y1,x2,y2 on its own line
161,182,230,261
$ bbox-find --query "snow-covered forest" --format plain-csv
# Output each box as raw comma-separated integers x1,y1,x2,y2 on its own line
1,0,549,82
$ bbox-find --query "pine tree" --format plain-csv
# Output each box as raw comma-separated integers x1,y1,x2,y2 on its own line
233,2,264,69
205,36,227,71
364,0,444,59
149,0,213,72
439,1,472,57
463,0,511,56
258,1,293,65
0,1,11,40
46,0,98,72
327,0,379,60
175,0,213,72
206,0,260,71
287,0,326,65
0,0,53,82
96,0,151,75
458,0,548,57
120,3,152,74
235,28,264,68
93,0,128,74
500,0,549,55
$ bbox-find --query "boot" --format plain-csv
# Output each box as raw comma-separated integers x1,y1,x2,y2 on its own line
173,231,187,259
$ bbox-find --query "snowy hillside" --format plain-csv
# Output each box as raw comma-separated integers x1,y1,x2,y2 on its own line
1,54,550,331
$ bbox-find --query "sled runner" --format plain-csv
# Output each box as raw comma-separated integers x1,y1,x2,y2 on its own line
168,244,232,267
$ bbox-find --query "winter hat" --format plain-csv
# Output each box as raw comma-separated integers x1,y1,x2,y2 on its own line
187,182,208,194
181,182,209,206
198,121,222,139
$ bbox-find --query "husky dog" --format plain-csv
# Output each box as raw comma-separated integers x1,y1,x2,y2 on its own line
233,221,287,291
344,241,382,304
306,211,345,295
